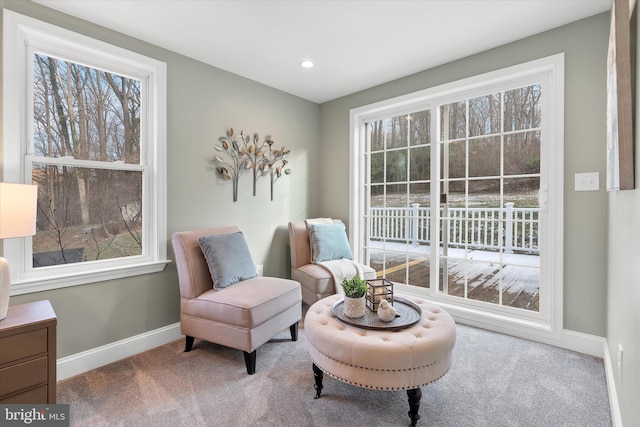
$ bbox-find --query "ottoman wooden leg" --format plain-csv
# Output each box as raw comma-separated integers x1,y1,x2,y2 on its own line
312,363,324,399
407,388,422,426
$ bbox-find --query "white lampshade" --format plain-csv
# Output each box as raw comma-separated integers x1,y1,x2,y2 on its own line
0,182,38,320
0,182,38,239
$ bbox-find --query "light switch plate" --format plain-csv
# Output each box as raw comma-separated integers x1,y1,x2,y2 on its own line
575,172,599,191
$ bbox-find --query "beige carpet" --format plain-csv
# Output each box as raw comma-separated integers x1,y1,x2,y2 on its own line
57,324,612,426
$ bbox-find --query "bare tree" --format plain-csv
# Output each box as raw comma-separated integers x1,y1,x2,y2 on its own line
37,198,82,264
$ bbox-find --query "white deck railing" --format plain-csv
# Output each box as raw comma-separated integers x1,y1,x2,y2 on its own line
369,203,539,254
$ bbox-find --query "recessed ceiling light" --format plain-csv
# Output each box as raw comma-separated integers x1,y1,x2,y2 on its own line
300,60,314,68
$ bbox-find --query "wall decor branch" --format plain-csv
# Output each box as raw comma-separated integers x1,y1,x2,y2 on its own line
214,128,251,202
248,133,264,196
213,128,291,202
261,139,292,201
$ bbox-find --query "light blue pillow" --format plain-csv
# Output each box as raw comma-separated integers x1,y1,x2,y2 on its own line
199,232,257,290
308,223,353,263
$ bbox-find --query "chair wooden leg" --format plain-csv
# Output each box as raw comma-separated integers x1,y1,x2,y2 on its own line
290,322,299,341
243,350,257,375
185,335,194,352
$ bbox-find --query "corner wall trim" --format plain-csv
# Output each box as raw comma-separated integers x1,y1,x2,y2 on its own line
57,322,182,381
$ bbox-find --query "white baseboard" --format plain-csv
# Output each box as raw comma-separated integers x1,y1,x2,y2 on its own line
454,316,606,357
561,329,606,357
603,340,623,427
57,322,182,381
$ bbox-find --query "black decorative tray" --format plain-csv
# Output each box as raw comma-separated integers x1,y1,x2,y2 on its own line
331,297,422,331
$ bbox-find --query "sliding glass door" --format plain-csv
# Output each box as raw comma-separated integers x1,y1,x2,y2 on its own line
353,54,565,333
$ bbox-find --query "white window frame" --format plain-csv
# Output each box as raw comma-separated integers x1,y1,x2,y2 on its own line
349,55,564,342
3,10,168,294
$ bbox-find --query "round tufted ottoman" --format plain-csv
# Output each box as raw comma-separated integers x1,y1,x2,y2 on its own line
305,293,456,426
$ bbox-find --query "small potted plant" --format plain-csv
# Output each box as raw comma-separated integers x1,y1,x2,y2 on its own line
341,276,368,318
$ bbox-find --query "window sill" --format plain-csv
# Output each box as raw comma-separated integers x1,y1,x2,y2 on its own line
10,260,171,295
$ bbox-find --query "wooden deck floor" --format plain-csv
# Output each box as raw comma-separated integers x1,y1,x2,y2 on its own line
368,243,540,312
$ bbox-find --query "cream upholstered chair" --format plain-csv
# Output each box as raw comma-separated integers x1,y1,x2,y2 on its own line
288,219,376,305
171,226,302,375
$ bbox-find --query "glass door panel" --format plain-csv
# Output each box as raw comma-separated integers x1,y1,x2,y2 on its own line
366,110,431,289
437,85,541,312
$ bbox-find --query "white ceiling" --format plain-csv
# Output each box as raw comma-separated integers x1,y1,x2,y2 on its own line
33,0,611,103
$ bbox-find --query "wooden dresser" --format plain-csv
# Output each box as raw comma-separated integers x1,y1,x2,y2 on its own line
0,300,57,403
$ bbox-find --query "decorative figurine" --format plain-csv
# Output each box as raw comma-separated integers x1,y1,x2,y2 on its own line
377,299,399,322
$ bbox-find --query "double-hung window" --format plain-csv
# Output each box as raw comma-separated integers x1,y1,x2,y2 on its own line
3,11,168,293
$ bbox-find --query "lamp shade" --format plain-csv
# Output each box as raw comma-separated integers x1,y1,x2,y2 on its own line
0,183,38,239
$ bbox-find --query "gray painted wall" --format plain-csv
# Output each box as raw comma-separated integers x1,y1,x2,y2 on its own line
607,8,640,427
1,0,320,358
318,13,610,338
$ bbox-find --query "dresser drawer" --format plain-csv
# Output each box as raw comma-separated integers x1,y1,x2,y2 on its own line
0,356,48,397
0,385,48,404
0,328,48,365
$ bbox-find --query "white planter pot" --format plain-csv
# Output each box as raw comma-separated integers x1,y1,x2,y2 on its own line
343,296,366,318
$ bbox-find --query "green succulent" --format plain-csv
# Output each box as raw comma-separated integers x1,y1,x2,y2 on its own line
341,276,368,298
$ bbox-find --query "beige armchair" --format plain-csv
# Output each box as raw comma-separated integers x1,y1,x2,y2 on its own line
288,219,376,305
172,226,302,375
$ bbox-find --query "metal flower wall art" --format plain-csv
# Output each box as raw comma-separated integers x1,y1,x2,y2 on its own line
214,128,292,202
